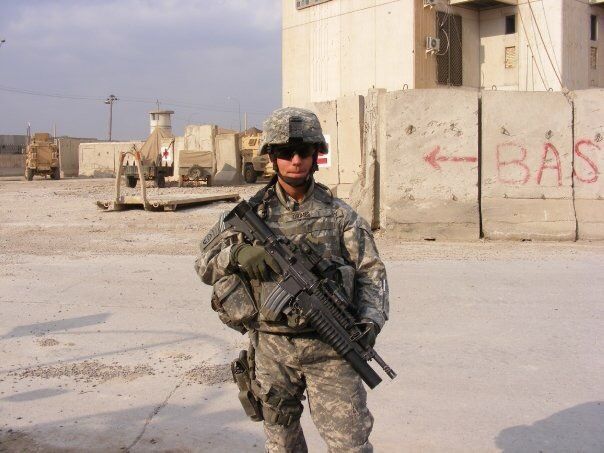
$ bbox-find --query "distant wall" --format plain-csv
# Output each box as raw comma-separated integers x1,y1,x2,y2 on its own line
78,141,143,177
58,137,97,177
0,154,25,176
309,87,604,241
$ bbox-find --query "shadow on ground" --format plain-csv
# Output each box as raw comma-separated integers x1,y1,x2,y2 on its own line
0,393,264,452
495,401,604,453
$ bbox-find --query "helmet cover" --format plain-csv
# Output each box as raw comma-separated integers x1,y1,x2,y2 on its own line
259,107,328,156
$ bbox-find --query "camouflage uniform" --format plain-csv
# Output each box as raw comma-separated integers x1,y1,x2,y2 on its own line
195,107,389,453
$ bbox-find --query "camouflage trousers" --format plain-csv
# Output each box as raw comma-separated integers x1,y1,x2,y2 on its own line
251,331,374,453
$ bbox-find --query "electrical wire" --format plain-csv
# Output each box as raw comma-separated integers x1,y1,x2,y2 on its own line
539,0,562,78
0,84,269,116
517,5,548,90
527,0,564,88
527,6,548,89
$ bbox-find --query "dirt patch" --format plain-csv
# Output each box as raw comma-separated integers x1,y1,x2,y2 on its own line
36,338,60,347
185,363,232,386
166,353,193,362
10,360,155,383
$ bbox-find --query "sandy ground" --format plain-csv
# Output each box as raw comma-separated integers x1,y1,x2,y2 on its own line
0,177,603,452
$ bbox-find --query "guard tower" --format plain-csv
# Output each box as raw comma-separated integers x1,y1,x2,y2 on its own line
149,110,174,135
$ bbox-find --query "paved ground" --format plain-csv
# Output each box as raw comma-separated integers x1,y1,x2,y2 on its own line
1,178,603,452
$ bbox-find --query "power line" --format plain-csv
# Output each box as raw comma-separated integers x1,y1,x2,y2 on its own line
517,6,548,90
527,0,564,89
0,84,103,101
0,84,270,116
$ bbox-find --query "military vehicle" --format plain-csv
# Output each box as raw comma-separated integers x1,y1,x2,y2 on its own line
24,133,60,181
178,149,214,187
241,134,274,183
123,127,174,188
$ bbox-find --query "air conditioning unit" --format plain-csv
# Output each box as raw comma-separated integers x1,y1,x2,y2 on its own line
426,37,440,53
423,0,438,7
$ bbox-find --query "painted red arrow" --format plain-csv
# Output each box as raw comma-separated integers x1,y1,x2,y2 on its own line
424,146,477,170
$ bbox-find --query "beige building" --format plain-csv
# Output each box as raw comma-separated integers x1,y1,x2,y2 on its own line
283,0,603,105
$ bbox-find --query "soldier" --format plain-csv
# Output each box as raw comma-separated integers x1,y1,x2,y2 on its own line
195,107,389,452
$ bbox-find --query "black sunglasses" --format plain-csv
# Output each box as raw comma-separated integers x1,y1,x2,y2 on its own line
273,144,316,160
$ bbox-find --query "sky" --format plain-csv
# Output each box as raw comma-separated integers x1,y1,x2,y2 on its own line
0,0,281,141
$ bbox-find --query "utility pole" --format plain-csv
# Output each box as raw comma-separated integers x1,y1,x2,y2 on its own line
244,112,247,132
227,96,241,132
105,95,118,141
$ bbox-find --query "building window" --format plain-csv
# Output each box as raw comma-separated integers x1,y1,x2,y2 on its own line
437,12,463,86
296,0,331,9
505,15,516,35
591,47,598,69
591,15,597,41
505,46,516,68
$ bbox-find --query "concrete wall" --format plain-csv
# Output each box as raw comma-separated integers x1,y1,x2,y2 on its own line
573,89,604,239
78,141,143,177
481,91,575,240
379,88,480,240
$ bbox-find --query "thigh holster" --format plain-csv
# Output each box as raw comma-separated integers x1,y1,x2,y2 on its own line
231,350,263,422
231,348,303,427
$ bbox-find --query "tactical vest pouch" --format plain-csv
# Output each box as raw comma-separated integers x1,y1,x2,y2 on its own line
231,350,263,422
212,274,258,332
331,257,356,304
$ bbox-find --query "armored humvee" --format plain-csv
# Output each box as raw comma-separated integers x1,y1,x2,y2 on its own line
241,134,274,183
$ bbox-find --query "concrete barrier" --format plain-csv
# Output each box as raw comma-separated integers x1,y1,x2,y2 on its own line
213,133,240,185
573,89,604,240
336,95,364,200
379,88,480,240
307,100,340,188
481,92,575,240
349,89,383,228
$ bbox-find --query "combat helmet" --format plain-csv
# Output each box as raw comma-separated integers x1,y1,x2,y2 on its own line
259,107,328,156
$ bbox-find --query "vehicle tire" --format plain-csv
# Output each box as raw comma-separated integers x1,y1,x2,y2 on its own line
25,168,34,181
244,164,257,183
156,174,166,188
51,167,61,180
126,176,137,188
188,165,203,181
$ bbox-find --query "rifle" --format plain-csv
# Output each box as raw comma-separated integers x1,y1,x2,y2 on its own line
224,200,396,389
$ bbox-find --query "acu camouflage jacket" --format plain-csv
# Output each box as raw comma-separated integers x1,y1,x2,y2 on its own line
195,179,389,334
